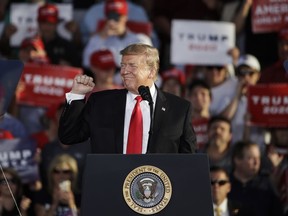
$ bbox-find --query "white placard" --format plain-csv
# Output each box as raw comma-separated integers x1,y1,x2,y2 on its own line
171,20,235,65
10,3,73,47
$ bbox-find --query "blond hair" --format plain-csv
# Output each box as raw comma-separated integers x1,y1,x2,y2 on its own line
120,43,159,80
47,154,78,193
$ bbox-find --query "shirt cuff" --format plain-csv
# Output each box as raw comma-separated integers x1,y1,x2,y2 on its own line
66,92,85,104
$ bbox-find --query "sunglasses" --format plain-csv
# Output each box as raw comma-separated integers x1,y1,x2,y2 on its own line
211,180,229,186
0,178,17,185
107,12,121,21
237,69,257,77
53,169,72,175
206,66,224,70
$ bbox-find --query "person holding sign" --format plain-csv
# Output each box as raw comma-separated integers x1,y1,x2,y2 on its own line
59,43,196,154
82,0,152,69
37,3,81,67
220,54,266,150
16,36,50,135
18,36,49,64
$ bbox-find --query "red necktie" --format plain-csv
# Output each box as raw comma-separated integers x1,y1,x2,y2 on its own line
127,96,143,154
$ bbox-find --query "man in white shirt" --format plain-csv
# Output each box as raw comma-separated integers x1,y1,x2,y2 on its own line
81,0,149,44
82,0,152,69
59,43,196,154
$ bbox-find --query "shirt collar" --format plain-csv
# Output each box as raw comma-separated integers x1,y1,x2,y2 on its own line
213,198,228,213
127,84,156,103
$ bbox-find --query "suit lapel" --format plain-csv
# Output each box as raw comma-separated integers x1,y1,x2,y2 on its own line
153,89,167,132
113,89,127,153
148,88,168,151
228,200,240,215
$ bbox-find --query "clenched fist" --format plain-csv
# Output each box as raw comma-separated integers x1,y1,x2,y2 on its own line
71,75,95,95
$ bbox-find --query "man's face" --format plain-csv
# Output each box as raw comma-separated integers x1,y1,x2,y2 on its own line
204,66,227,87
38,21,57,41
208,120,232,148
210,170,231,205
91,66,115,83
120,54,154,94
162,79,182,97
234,145,261,179
237,66,260,94
105,13,127,36
189,86,211,113
272,128,288,148
0,173,17,196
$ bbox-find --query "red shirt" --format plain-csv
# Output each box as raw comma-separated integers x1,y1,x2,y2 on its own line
192,117,209,151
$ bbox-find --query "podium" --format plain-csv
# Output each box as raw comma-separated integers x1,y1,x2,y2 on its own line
81,154,213,216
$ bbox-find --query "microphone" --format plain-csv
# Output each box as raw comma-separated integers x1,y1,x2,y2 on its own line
138,85,153,105
138,85,154,151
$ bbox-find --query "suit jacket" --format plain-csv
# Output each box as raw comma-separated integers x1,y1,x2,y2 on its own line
228,200,242,216
58,87,196,153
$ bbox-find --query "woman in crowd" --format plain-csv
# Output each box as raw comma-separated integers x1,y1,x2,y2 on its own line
34,154,81,216
0,168,31,216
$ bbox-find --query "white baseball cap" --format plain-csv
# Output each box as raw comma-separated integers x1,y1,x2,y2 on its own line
237,54,261,72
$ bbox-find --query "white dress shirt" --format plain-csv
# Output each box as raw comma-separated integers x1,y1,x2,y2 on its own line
65,84,157,154
213,198,229,216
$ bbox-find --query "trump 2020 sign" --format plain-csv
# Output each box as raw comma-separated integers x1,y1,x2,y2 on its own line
248,84,288,127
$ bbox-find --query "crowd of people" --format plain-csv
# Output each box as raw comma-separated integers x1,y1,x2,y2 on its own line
0,0,287,215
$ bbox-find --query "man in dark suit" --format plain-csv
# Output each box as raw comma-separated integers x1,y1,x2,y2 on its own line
210,166,243,216
229,141,284,216
58,43,196,153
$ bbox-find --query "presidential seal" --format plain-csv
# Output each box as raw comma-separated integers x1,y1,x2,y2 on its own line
123,165,172,215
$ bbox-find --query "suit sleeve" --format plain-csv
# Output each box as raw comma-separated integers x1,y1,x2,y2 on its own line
58,99,90,145
179,102,197,153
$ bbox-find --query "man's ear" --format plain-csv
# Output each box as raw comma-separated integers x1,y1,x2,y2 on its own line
148,69,156,80
255,72,261,82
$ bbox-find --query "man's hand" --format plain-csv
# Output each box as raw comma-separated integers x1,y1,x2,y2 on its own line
71,75,95,95
3,24,17,39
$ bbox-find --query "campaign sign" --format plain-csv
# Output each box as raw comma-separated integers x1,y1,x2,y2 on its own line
252,0,288,33
171,20,235,65
10,3,73,46
247,84,288,127
0,137,39,184
16,63,82,107
0,60,23,116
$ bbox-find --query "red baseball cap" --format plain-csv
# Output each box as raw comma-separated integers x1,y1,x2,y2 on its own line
20,37,45,51
161,68,186,86
90,49,116,70
37,4,59,23
0,129,14,139
105,0,128,17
